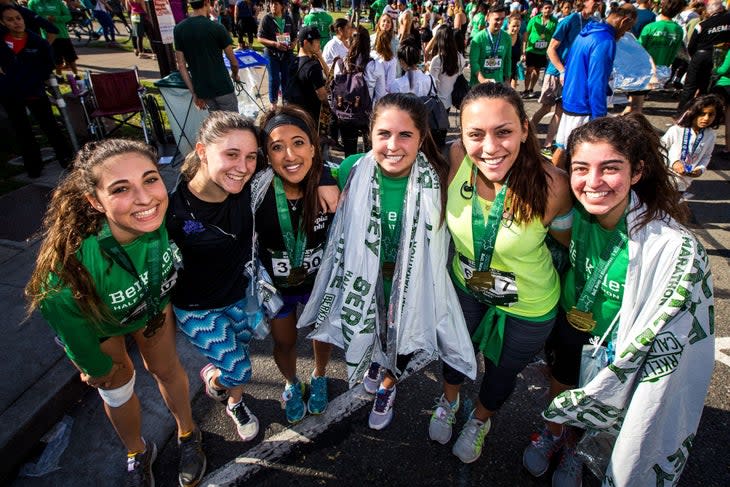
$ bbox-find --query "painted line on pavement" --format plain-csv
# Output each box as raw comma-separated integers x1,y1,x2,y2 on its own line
202,353,434,486
715,337,730,368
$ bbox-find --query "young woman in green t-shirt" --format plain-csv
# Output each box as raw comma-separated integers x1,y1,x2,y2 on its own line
26,140,205,487
525,114,712,486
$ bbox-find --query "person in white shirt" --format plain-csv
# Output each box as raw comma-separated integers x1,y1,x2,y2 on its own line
371,14,398,101
429,24,466,110
322,17,351,67
388,38,434,96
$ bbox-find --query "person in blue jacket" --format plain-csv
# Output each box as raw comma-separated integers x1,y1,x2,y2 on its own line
552,4,636,168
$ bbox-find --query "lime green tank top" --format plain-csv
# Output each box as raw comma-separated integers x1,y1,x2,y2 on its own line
447,155,559,318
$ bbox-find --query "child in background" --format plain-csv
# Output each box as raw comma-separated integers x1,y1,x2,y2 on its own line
661,94,724,199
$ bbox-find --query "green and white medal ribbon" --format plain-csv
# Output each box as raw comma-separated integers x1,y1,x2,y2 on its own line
273,175,308,286
97,221,165,337
567,212,628,333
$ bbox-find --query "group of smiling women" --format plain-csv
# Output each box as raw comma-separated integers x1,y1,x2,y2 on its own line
26,83,714,487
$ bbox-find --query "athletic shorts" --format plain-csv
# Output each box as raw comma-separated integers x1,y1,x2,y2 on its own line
276,292,311,319
537,73,562,106
525,51,548,70
555,113,590,149
52,38,78,65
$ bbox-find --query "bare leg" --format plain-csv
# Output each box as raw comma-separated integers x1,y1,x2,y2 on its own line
544,103,563,148
552,147,565,169
313,340,333,377
270,313,298,383
133,304,196,436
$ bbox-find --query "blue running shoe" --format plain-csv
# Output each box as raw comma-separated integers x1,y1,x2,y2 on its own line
307,375,329,415
282,381,306,424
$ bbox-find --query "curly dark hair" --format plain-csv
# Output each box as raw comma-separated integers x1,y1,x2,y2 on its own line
566,113,689,232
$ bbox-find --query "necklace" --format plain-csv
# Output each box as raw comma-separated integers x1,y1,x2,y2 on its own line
288,198,300,211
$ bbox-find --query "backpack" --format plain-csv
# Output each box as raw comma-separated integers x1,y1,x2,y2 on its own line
283,57,318,105
419,75,449,132
329,57,372,127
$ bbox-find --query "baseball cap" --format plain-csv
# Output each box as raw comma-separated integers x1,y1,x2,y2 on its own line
298,25,322,44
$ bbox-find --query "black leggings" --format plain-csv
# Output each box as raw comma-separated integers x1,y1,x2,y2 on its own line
442,286,555,411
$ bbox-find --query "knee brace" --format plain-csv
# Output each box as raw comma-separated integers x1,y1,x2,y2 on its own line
98,370,136,407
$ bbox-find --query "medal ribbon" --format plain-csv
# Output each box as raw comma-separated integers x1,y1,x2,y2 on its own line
97,221,162,323
471,163,509,272
572,212,628,314
680,127,704,168
376,166,404,264
273,175,307,270
486,28,503,61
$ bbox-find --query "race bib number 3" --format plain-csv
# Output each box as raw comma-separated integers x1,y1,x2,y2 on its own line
270,247,324,281
459,254,518,306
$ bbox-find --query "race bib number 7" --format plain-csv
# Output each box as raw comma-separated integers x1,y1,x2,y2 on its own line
459,254,518,306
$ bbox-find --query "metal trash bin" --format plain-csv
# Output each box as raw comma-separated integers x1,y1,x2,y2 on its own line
155,71,208,157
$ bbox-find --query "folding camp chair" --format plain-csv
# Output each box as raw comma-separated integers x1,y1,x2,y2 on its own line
80,66,154,144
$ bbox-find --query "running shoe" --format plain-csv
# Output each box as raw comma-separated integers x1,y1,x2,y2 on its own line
307,375,329,415
126,441,156,487
428,394,459,444
523,427,565,477
178,428,206,487
282,381,306,424
452,412,491,464
552,446,584,487
362,362,381,394
368,385,396,430
226,400,259,441
200,364,229,403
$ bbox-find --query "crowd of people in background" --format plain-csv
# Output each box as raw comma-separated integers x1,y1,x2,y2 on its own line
3,0,721,485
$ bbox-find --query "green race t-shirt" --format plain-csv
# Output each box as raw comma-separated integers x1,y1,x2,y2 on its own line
40,225,180,377
27,0,71,39
469,28,512,85
303,10,334,46
638,20,683,67
471,12,486,32
525,15,557,54
560,207,629,338
337,154,409,298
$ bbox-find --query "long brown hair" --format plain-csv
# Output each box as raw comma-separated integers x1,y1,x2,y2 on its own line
258,105,323,239
459,82,550,224
374,15,395,61
371,93,450,221
566,113,689,231
26,139,158,324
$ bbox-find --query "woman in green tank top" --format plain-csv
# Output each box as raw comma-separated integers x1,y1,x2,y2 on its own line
525,114,713,486
429,82,573,464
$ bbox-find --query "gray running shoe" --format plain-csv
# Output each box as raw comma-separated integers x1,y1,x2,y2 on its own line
200,363,229,403
368,385,396,430
523,427,565,477
178,428,206,487
452,412,491,464
552,446,583,487
428,394,459,444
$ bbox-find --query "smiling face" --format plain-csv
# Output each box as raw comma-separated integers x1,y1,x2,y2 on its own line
487,11,506,33
570,141,642,229
507,18,521,35
266,124,315,190
195,129,258,201
371,107,421,178
461,97,528,184
379,14,393,32
86,153,168,244
694,106,717,131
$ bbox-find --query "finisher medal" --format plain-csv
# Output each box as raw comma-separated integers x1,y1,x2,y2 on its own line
287,266,307,286
566,307,597,333
467,270,495,292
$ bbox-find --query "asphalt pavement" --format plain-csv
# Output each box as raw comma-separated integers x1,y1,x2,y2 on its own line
3,44,730,487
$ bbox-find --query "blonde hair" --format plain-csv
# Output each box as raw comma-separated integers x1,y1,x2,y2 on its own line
375,15,395,61
26,139,158,325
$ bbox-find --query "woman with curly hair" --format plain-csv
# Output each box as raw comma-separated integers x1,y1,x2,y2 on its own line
26,139,205,487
